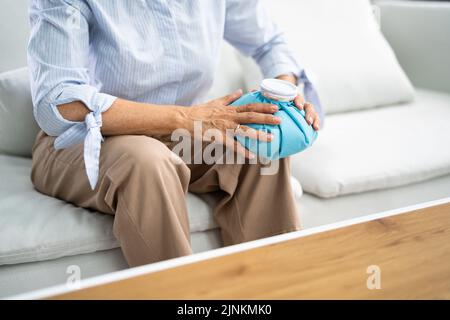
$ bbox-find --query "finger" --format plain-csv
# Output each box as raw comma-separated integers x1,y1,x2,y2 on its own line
236,112,282,125
305,111,317,126
313,116,321,131
215,89,243,105
304,102,316,125
236,103,278,114
236,125,274,142
294,94,305,110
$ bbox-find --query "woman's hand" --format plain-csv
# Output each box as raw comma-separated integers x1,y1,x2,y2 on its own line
276,74,321,131
183,90,281,159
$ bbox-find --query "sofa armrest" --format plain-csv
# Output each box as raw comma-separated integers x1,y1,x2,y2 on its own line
375,0,450,94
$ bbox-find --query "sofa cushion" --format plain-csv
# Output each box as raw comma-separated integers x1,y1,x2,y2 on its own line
0,154,216,265
0,154,304,265
239,0,415,114
291,89,450,198
0,68,40,158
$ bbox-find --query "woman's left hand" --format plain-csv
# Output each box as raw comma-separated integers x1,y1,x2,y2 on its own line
276,74,320,131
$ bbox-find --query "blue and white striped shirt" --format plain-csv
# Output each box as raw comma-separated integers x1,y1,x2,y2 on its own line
28,0,319,189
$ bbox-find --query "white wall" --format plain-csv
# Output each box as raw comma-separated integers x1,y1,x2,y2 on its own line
0,0,30,72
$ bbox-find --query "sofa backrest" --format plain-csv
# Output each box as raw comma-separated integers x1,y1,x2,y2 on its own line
0,68,40,158
0,0,29,73
239,0,415,114
377,0,450,95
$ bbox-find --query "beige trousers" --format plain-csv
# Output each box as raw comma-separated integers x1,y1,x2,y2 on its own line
31,131,300,267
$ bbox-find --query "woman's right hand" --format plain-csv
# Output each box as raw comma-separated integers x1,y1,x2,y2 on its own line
183,89,281,159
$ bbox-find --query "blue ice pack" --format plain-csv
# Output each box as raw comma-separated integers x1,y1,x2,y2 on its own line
230,79,318,160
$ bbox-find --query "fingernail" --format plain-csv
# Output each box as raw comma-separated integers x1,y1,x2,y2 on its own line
275,116,282,122
236,89,243,94
249,153,255,159
268,134,274,141
309,117,313,124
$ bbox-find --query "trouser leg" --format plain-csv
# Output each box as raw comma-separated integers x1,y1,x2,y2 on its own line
188,157,300,245
31,131,192,267
162,137,301,246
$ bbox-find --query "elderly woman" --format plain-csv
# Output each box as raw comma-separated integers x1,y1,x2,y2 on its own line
28,0,321,267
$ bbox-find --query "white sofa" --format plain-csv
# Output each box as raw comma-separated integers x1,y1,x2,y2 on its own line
1,0,450,298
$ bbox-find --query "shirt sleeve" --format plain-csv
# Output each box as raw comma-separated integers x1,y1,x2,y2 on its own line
224,0,324,122
224,0,302,79
28,0,117,189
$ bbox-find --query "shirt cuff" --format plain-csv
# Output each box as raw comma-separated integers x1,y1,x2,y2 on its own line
52,84,117,114
49,84,117,189
297,70,325,124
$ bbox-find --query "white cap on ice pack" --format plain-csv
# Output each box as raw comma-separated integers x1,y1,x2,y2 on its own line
260,78,298,102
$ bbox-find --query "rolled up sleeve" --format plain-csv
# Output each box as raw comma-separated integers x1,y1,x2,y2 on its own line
28,0,117,188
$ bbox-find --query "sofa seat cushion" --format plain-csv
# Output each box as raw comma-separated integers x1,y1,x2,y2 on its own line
292,89,450,198
0,154,216,265
0,154,303,265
